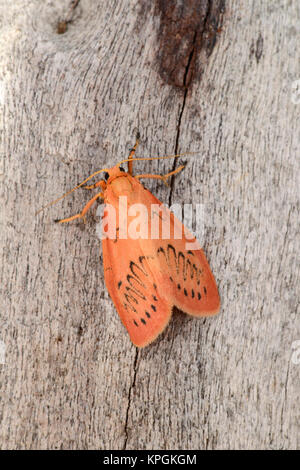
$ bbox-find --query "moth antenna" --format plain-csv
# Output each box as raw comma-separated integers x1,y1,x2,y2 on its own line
35,168,109,215
117,151,199,167
36,152,198,215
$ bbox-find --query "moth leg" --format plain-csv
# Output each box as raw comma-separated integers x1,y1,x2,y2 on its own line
135,165,185,186
55,191,104,224
128,132,140,176
81,180,106,190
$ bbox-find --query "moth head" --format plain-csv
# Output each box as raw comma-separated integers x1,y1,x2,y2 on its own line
104,165,133,197
103,165,127,183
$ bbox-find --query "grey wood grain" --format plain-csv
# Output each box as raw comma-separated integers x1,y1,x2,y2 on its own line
0,0,299,449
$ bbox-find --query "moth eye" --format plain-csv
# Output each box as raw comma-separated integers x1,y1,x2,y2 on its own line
119,167,125,172
104,172,110,180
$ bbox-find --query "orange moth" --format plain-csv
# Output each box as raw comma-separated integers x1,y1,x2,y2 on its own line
41,137,220,347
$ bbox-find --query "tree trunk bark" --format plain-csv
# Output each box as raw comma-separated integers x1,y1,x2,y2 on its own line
0,0,298,449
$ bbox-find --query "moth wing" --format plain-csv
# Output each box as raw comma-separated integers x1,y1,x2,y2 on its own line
149,239,220,318
101,179,220,347
138,192,220,318
102,236,173,348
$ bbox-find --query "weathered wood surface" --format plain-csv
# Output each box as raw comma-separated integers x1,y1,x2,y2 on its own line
0,0,299,450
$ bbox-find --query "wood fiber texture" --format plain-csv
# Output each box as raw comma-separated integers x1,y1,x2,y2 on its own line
0,0,299,450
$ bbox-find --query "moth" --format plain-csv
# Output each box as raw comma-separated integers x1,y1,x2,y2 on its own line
44,137,220,347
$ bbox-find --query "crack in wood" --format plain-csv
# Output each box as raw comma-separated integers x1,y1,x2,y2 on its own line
165,0,224,205
123,347,139,449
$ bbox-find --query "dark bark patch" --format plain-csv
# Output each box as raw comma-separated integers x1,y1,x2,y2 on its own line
143,0,225,88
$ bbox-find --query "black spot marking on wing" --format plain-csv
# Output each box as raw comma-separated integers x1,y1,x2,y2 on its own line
130,260,147,281
126,274,146,301
157,246,167,267
194,264,201,286
122,254,161,322
178,251,186,280
161,244,203,287
127,273,143,287
167,244,177,272
122,258,150,315
124,292,138,312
